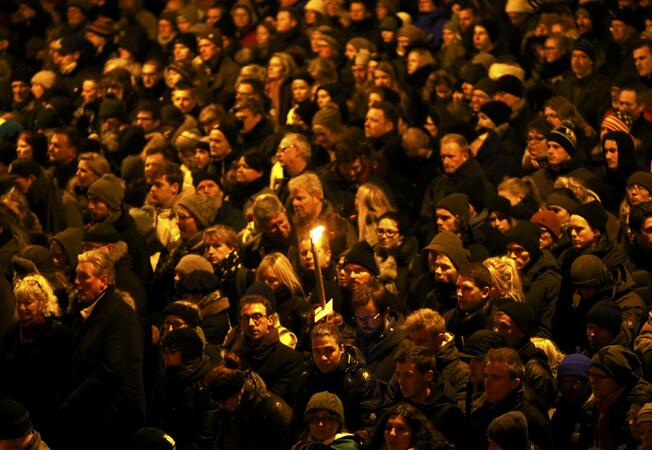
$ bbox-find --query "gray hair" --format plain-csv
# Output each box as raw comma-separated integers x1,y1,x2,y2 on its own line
252,194,285,226
78,250,116,284
281,132,312,161
288,172,323,199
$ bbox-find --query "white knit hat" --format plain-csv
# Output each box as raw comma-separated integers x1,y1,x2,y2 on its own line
31,70,57,90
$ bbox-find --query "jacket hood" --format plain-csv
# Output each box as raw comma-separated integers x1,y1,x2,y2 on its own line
50,227,84,271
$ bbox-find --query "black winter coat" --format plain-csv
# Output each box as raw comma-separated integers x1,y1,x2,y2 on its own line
521,250,561,339
355,313,409,383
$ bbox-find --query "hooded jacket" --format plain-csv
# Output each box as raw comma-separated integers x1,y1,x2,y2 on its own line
521,249,561,339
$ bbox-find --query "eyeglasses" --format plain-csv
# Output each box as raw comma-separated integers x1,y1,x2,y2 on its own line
376,228,399,237
353,312,381,325
628,184,649,194
276,144,296,155
240,313,267,325
587,371,611,381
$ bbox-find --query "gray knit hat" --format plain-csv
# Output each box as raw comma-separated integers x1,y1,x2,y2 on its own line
424,231,470,270
305,391,345,424
175,254,214,276
88,174,124,211
570,254,611,287
312,103,342,131
487,411,529,450
176,193,218,229
436,193,470,222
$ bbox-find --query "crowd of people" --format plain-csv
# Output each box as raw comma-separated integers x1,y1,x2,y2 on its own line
4,0,652,449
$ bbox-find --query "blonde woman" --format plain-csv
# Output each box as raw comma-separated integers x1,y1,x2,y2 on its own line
497,177,542,220
1,275,71,437
256,252,311,344
355,183,397,245
266,52,297,120
483,256,525,305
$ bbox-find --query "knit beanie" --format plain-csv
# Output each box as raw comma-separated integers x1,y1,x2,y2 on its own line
174,33,197,54
558,353,591,379
638,403,652,425
570,254,610,287
397,24,425,43
161,327,203,361
305,392,345,424
312,103,343,131
160,105,185,128
345,241,379,276
473,77,497,96
121,155,144,182
487,411,529,450
424,231,470,270
193,170,223,191
545,189,580,213
162,301,201,328
377,0,400,14
547,125,577,157
176,193,218,229
601,110,632,134
436,193,469,223
177,270,220,296
174,130,202,153
31,70,57,90
83,223,120,244
495,75,524,98
499,301,536,337
480,101,512,127
460,330,507,358
87,16,115,37
572,40,596,63
34,108,62,129
198,30,223,48
460,63,487,84
572,201,608,232
586,300,622,338
131,427,176,450
506,221,541,259
214,121,240,149
0,399,32,440
530,210,561,240
590,345,641,388
627,171,652,194
88,174,124,211
175,255,214,276
82,153,110,177
245,281,277,311
379,16,401,32
99,98,126,121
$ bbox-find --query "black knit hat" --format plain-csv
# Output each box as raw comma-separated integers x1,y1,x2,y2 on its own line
495,75,524,98
83,223,120,244
161,327,203,361
162,302,201,328
305,392,345,424
480,101,512,127
473,77,497,96
131,427,176,450
546,189,580,212
193,170,223,191
177,270,220,296
572,201,608,232
486,196,512,217
0,399,32,440
174,32,198,53
460,330,508,358
487,411,529,450
587,300,622,338
591,345,641,387
437,193,470,222
499,301,536,337
573,40,597,63
506,221,541,260
99,98,126,121
424,231,470,270
547,125,577,157
345,241,379,276
214,121,240,149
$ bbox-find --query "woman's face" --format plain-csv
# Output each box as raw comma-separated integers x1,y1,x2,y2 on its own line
527,129,547,159
424,115,438,137
232,6,251,29
316,88,332,108
31,83,45,100
165,69,183,88
406,52,421,75
442,28,456,45
291,79,311,103
235,156,263,184
16,295,43,326
256,24,270,45
259,266,281,292
173,43,192,62
376,217,402,250
569,215,597,249
384,414,413,450
345,43,357,61
544,37,562,63
209,128,232,158
267,56,284,80
307,409,340,442
543,106,562,128
16,137,32,160
374,69,392,87
204,239,234,265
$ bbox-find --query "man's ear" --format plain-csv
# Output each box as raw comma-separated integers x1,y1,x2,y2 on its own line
480,286,491,299
425,369,434,383
511,376,522,390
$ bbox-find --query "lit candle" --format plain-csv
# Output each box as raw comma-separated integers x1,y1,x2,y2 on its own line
310,226,327,308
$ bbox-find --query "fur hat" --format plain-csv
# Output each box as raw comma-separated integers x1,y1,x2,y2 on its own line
88,174,124,211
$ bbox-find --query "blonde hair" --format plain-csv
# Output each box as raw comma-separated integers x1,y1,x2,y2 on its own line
531,337,565,378
483,256,524,302
403,308,446,335
13,274,61,318
256,252,304,296
356,183,396,245
497,177,542,206
553,176,601,204
204,225,240,249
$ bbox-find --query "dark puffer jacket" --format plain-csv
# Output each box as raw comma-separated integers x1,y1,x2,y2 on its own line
520,250,561,339
291,345,382,438
355,313,409,383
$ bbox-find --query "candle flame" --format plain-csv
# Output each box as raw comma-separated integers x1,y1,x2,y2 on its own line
310,225,325,243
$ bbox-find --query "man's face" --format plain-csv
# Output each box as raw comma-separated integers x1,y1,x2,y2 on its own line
11,81,30,104
67,5,85,26
209,128,232,158
546,141,571,167
291,79,311,103
571,50,593,78
353,300,384,336
408,328,441,350
291,188,322,222
569,215,596,249
635,46,652,78
365,107,393,138
87,196,112,222
473,25,491,52
312,335,344,373
313,125,337,149
456,275,489,312
149,176,179,208
276,11,295,32
470,89,491,114
75,261,109,303
628,184,652,205
144,153,165,183
440,141,468,174
469,358,486,384
175,206,199,240
395,361,432,402
458,8,475,30
506,242,531,270
172,89,197,113
343,263,373,289
619,89,642,120
349,2,367,21
610,20,631,44
337,158,364,183
261,211,292,241
373,69,392,87
173,43,192,62
588,366,623,400
316,39,337,59
484,360,520,404
198,38,219,61
587,323,615,350
197,179,223,199
48,133,76,166
436,208,459,233
235,82,254,101
141,63,161,89
75,160,100,188
635,217,652,250
235,108,261,134
493,312,523,346
240,302,272,341
135,111,159,134
298,239,330,271
430,252,458,284
81,79,100,104
604,139,619,170
276,138,302,170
